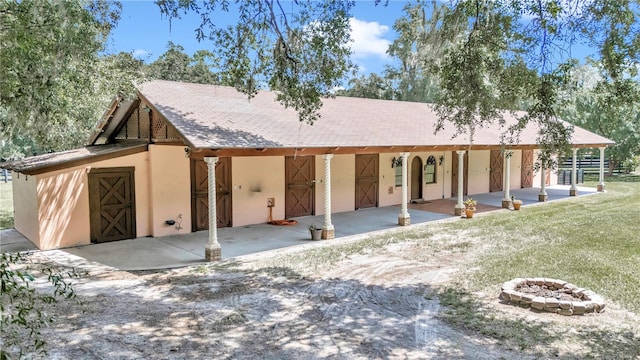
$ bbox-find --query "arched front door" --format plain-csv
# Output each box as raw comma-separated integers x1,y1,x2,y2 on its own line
411,157,423,200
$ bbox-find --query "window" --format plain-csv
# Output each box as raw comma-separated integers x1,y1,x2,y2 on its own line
424,155,436,184
395,162,402,186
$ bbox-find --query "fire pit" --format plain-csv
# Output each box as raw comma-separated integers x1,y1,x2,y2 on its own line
500,278,605,316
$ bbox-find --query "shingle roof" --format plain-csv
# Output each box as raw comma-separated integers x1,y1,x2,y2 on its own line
1,143,148,175
139,80,614,150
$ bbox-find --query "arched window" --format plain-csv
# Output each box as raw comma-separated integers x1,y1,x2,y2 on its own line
425,155,437,184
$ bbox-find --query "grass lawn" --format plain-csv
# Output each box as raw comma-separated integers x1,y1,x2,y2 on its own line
0,182,13,229
259,175,640,357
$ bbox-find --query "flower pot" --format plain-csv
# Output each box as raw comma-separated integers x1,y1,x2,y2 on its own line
513,202,522,210
465,209,475,218
310,228,323,240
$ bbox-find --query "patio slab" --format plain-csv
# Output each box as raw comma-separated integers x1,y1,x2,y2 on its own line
0,185,598,271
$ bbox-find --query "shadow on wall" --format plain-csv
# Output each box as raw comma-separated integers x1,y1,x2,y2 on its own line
37,169,86,249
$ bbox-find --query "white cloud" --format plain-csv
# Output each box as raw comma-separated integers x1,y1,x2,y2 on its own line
349,18,390,59
132,48,150,59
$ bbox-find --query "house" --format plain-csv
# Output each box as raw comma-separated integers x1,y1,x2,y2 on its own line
3,80,614,258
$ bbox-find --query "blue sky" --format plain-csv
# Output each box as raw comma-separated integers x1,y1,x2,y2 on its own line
107,1,410,75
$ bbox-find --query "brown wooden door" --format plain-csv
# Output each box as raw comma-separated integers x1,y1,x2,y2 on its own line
490,150,503,192
89,167,136,243
285,156,315,218
191,158,232,231
411,156,423,200
451,151,468,197
521,150,533,188
355,154,379,209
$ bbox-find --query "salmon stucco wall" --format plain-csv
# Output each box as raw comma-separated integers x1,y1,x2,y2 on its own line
31,151,150,250
148,145,191,237
379,153,402,207
232,156,285,227
532,150,558,187
509,150,522,189
468,150,491,195
315,154,355,215
12,173,39,246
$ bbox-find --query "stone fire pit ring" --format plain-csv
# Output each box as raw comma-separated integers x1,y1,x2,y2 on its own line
500,278,605,316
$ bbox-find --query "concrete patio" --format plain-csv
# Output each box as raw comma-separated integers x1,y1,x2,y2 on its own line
0,185,598,271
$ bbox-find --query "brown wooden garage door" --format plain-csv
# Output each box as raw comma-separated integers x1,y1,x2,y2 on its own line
285,156,315,218
521,150,533,188
451,151,469,197
355,154,379,209
88,167,136,243
191,158,232,231
490,150,503,192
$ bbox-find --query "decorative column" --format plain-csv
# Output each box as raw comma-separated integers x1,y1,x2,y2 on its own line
597,147,606,192
570,148,578,196
538,158,548,202
204,157,221,261
455,150,465,216
398,152,411,226
502,151,512,208
322,154,335,239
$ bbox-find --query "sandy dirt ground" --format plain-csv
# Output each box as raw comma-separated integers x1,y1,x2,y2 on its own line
20,235,639,359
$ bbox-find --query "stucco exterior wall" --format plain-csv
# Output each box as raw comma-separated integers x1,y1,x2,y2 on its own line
30,151,150,250
509,150,522,189
379,153,402,207
532,150,559,187
468,150,491,195
12,173,39,247
315,154,355,215
232,156,285,226
148,145,190,237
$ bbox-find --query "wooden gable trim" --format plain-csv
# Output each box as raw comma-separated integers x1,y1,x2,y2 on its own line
138,93,196,149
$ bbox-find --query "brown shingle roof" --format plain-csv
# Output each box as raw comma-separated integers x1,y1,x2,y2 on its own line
1,143,148,175
140,80,614,150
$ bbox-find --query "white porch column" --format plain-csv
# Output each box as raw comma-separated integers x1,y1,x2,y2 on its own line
204,157,221,261
455,150,465,216
570,148,578,196
502,152,512,208
322,154,335,239
398,152,411,226
598,147,606,192
538,159,548,202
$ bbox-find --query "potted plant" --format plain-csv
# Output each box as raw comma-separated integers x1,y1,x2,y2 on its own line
309,224,323,240
463,198,477,218
511,195,522,210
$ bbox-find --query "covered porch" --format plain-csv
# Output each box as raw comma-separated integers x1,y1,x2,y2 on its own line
2,185,598,271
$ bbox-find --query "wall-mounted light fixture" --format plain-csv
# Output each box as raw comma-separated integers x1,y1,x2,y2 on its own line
391,157,403,168
439,155,445,166
184,146,191,158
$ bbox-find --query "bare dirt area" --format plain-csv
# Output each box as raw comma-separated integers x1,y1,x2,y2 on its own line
26,233,640,359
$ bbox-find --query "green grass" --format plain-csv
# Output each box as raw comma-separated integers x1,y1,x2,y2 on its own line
0,182,13,229
262,175,640,357
442,178,640,313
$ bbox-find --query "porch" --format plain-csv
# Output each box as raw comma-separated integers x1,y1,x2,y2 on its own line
1,185,597,271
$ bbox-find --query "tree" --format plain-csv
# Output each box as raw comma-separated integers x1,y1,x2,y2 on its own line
145,41,223,84
559,62,640,174
0,0,143,158
428,0,639,168
335,73,394,100
0,252,81,358
156,0,355,124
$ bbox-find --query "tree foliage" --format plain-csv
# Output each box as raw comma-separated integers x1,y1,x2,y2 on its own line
0,252,82,358
145,41,223,84
156,0,355,124
0,0,143,158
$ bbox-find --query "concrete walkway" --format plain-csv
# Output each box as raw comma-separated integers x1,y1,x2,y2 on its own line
0,185,598,271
